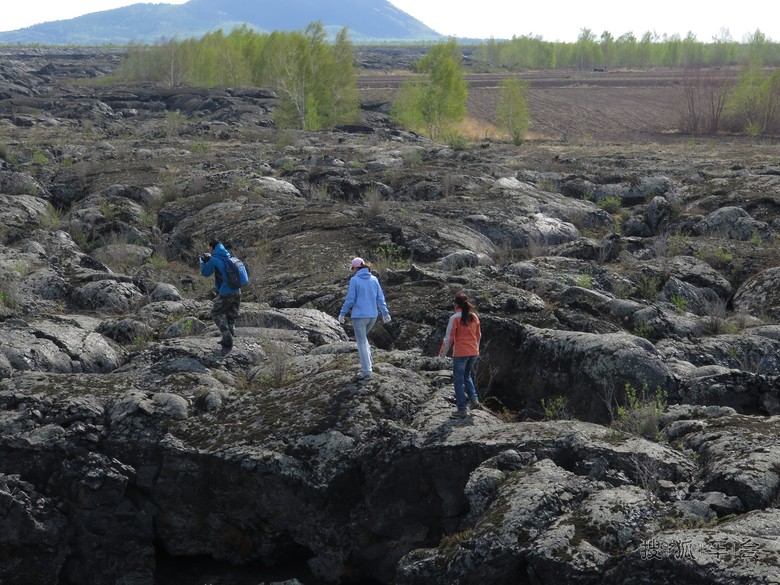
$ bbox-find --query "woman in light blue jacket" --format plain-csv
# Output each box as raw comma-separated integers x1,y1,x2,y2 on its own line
338,257,391,381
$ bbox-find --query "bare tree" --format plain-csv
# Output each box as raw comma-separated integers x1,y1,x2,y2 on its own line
680,67,734,135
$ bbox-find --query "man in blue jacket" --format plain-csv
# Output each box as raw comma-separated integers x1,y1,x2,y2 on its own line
199,239,241,352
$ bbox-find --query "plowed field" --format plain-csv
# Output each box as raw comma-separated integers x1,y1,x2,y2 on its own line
358,69,739,143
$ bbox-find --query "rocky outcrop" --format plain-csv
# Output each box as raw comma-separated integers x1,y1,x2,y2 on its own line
2,48,780,585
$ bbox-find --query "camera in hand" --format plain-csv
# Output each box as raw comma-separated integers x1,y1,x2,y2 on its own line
199,253,211,262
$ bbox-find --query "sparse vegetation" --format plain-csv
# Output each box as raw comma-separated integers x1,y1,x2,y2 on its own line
495,77,530,145
391,39,468,140
611,383,668,440
117,23,359,131
541,395,570,420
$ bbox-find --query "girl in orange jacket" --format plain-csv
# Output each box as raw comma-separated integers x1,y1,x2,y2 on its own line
439,291,481,418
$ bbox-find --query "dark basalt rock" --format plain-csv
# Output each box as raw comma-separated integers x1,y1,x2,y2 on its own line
1,47,780,585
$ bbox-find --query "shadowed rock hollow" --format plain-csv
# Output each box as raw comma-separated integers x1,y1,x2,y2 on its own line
1,47,780,585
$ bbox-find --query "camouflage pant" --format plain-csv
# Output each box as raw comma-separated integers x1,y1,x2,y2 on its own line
211,291,241,336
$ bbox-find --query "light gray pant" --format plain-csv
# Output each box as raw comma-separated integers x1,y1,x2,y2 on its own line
352,317,377,376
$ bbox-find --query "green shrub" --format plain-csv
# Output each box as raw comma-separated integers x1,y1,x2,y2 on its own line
496,77,530,145
612,383,667,440
575,272,593,289
635,273,661,300
597,196,622,213
372,243,410,275
669,294,688,314
541,396,570,420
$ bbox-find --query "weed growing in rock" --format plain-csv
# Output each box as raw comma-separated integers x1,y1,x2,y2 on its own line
372,243,410,275
165,111,186,138
702,296,731,334
364,188,386,218
254,340,296,389
598,196,621,213
440,529,474,552
669,294,689,314
190,138,209,154
131,333,155,351
611,383,668,440
635,273,661,300
655,229,689,258
541,396,571,420
630,453,663,495
40,202,64,230
633,322,653,339
575,271,593,289
32,150,49,165
695,245,733,270
526,235,550,259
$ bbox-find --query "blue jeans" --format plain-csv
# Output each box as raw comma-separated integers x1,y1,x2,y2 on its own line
452,356,479,410
352,317,377,376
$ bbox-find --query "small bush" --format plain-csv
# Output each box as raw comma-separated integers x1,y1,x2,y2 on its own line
372,243,410,275
363,188,386,218
575,272,593,289
635,273,661,300
669,294,688,314
695,245,733,269
597,196,622,213
611,383,667,440
541,396,570,420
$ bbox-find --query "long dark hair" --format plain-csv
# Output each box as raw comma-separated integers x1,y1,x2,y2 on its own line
454,291,475,324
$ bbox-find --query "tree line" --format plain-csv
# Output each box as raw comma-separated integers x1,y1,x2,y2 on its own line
474,29,780,70
117,23,360,131
115,24,779,139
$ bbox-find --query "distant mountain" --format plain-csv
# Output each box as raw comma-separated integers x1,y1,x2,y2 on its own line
0,0,443,45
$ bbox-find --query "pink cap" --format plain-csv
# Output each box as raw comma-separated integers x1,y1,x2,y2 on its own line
351,257,364,269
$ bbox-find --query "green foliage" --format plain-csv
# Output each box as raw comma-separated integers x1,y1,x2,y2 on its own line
694,245,733,269
633,322,653,339
496,77,530,145
392,39,468,140
612,383,668,440
444,130,468,150
116,23,359,131
372,243,410,275
635,273,661,300
145,253,169,268
165,111,186,137
723,64,780,137
666,230,689,257
669,294,688,314
575,272,593,289
40,202,63,230
597,196,622,213
267,22,359,130
541,396,570,420
472,30,780,71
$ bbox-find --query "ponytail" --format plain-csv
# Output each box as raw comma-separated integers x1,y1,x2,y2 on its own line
454,291,475,324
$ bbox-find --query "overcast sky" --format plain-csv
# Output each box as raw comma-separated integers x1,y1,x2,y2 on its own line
2,0,776,42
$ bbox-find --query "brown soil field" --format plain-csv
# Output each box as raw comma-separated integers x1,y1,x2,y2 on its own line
358,68,743,144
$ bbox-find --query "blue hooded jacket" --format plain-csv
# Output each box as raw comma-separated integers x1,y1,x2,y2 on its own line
339,268,389,319
200,242,240,296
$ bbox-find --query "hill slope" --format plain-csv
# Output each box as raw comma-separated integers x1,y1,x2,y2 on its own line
0,0,442,45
